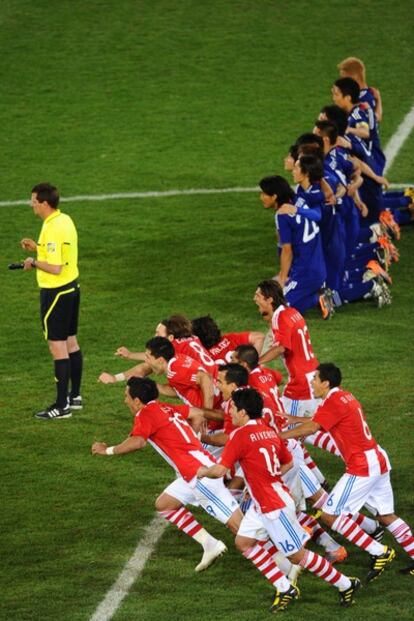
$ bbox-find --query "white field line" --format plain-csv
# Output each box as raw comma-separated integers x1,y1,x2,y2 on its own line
384,104,414,174
0,182,413,209
88,515,167,621
1,105,414,210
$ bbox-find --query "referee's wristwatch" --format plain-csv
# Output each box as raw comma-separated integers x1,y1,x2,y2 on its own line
32,258,37,268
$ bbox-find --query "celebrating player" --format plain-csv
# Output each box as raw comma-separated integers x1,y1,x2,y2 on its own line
197,388,361,612
280,363,414,580
91,377,242,572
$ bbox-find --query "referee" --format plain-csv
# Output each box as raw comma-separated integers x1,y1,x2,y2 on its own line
21,183,83,420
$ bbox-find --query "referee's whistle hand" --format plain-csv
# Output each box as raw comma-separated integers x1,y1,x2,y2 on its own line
21,238,37,251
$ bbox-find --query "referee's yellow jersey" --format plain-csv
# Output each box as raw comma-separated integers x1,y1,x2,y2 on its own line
36,209,79,288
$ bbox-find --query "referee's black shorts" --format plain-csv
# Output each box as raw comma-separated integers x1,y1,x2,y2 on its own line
40,280,80,341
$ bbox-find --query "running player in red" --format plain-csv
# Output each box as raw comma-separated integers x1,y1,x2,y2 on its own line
232,347,348,562
91,377,242,572
144,336,216,408
280,363,414,580
197,388,361,612
254,279,340,462
232,343,284,410
191,314,265,365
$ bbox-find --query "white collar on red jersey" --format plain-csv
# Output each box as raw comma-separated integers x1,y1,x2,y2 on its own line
272,304,286,328
322,386,340,404
167,357,177,372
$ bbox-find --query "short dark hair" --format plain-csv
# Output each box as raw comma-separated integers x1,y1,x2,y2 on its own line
317,363,342,388
165,314,193,338
127,376,159,402
288,143,299,161
218,363,248,387
297,154,324,183
295,132,324,150
145,336,175,361
334,77,360,104
192,315,221,349
259,175,295,204
297,143,324,161
232,387,263,419
320,105,348,136
315,120,339,146
31,182,60,208
257,279,286,310
233,344,259,371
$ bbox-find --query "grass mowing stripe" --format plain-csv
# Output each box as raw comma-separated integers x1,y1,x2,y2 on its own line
89,515,167,621
384,104,414,173
0,183,413,209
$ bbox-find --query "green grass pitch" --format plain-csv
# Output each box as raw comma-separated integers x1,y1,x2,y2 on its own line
0,2,413,620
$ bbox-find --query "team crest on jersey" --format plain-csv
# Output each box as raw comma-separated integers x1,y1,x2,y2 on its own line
47,242,56,253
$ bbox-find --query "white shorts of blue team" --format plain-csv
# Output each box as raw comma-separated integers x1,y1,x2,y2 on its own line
323,469,394,517
164,475,239,524
238,491,310,557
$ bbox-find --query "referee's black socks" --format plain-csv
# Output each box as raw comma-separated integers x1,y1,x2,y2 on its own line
69,349,83,398
54,358,71,409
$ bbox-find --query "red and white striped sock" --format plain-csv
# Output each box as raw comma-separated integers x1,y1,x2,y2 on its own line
387,518,414,559
298,512,340,552
332,514,384,556
158,508,217,550
305,431,341,457
262,539,294,575
352,512,379,534
243,543,291,591
302,446,326,483
299,549,350,590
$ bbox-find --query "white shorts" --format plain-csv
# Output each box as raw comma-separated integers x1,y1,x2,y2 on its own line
281,395,321,420
286,439,321,498
323,471,395,517
238,496,310,557
164,476,239,524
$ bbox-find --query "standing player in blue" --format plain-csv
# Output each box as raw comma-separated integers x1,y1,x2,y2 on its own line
259,175,331,318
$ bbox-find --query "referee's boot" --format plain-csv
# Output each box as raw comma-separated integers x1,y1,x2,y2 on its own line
35,404,72,420
68,395,83,410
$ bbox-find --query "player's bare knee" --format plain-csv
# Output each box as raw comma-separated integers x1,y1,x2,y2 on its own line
226,509,243,534
287,548,304,564
235,535,254,552
377,513,397,526
320,511,335,527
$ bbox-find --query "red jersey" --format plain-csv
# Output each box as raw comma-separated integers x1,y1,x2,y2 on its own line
167,354,222,418
130,401,214,481
313,388,390,477
167,354,206,407
271,305,318,400
208,332,251,365
223,394,286,437
220,419,293,514
173,336,218,377
248,366,284,409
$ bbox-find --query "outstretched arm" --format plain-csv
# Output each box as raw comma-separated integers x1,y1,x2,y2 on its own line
91,435,146,456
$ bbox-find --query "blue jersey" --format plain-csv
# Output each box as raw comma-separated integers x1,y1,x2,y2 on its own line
348,105,385,173
276,195,326,282
325,147,354,185
359,87,376,112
